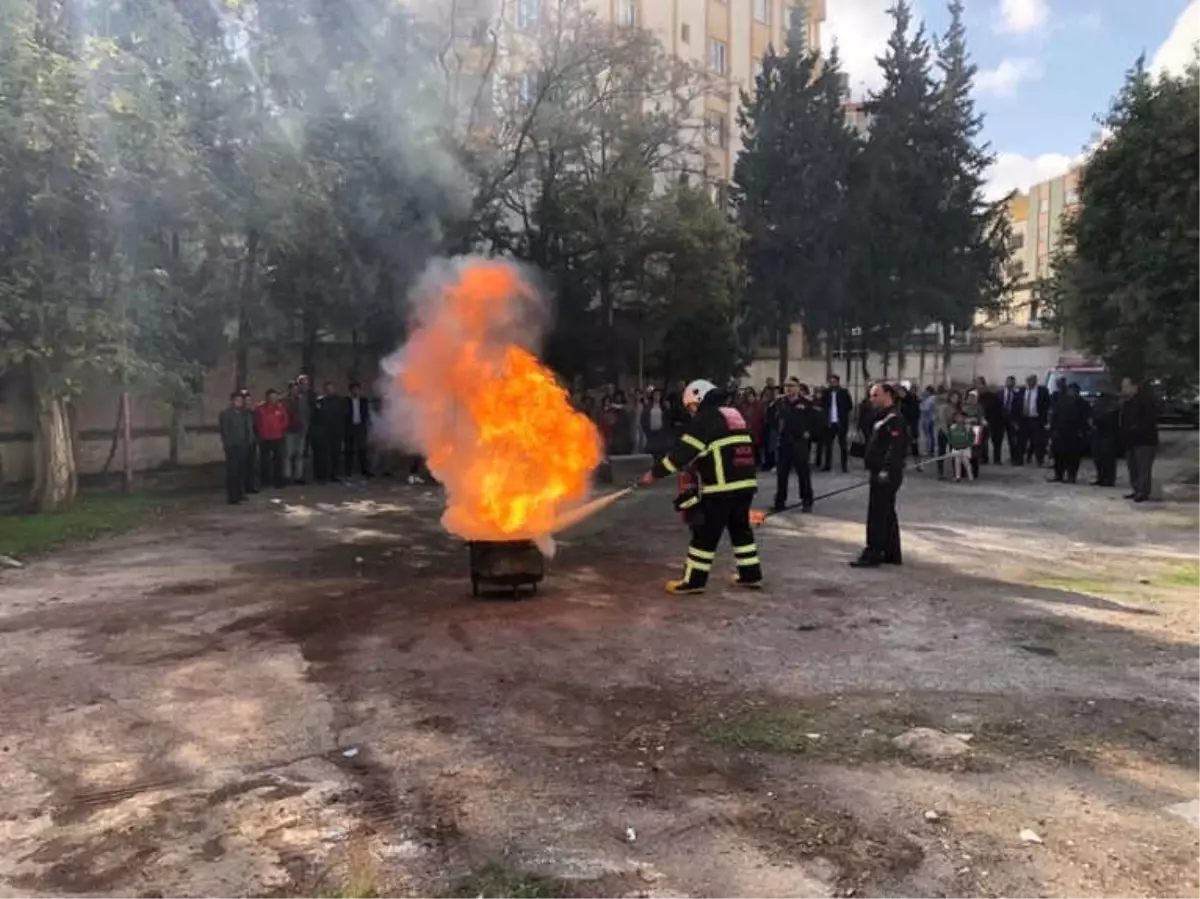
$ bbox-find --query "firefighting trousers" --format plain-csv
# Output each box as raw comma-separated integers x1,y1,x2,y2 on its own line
679,493,761,588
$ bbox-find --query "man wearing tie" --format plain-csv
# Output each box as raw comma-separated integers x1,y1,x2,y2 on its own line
344,380,374,478
999,375,1021,464
821,373,854,473
1017,374,1050,466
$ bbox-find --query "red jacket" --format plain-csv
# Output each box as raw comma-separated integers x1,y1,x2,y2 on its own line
255,401,290,441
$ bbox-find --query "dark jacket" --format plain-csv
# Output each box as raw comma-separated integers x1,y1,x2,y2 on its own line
652,391,758,496
821,387,853,431
777,396,823,446
313,393,345,435
286,392,312,435
1120,388,1159,447
997,385,1022,421
219,405,253,450
345,395,372,431
979,388,1003,426
1091,394,1121,445
863,408,907,477
1020,385,1051,424
1051,394,1091,453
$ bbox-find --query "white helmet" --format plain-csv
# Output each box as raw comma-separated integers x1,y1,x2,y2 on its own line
683,379,717,409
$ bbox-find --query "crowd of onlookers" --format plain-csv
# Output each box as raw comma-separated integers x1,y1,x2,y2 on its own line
576,371,1161,501
219,370,1162,506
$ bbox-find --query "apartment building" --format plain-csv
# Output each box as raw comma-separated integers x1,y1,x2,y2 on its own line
978,165,1082,328
423,0,825,185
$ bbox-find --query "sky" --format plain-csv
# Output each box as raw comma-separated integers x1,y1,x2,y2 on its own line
822,0,1200,199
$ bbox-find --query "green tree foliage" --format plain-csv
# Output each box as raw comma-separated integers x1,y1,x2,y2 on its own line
733,7,861,382
1043,56,1199,389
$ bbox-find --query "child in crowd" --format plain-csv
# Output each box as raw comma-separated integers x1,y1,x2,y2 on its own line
946,410,974,481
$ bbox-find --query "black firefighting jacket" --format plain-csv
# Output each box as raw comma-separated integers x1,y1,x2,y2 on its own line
863,408,908,478
652,391,758,497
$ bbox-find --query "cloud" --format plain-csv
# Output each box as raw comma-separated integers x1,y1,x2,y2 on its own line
1150,0,1199,77
995,0,1050,34
975,57,1045,97
821,0,901,98
984,151,1078,201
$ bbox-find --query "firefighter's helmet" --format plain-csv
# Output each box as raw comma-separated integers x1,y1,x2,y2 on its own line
682,379,717,411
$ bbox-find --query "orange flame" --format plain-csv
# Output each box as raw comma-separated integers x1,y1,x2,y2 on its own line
390,259,602,543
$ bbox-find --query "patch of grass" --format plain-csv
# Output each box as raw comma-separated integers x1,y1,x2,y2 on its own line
1156,563,1200,589
0,493,163,558
317,840,380,899
1032,576,1117,596
697,707,907,760
446,864,563,899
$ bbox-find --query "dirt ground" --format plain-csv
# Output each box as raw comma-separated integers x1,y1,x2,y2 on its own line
1,436,1198,898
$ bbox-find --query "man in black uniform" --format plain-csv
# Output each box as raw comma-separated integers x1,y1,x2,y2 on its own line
1090,384,1120,487
773,377,819,513
218,391,251,505
850,383,906,568
639,379,762,595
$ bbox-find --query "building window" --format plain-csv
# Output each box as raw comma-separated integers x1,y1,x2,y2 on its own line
517,0,539,30
754,0,768,23
705,110,727,148
1029,299,1041,322
680,22,690,42
708,38,726,75
1065,187,1079,205
518,70,539,105
752,57,763,83
618,0,636,26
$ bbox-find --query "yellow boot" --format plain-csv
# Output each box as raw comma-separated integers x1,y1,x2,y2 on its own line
665,578,706,596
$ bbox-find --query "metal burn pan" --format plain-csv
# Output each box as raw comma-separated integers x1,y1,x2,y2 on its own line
467,540,544,598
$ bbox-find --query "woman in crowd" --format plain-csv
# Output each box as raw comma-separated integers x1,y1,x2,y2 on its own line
935,389,961,478
739,387,766,468
811,386,827,469
962,388,985,479
640,388,670,460
606,390,633,456
919,385,938,456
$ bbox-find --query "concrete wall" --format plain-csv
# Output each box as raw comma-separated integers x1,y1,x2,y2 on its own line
0,344,381,485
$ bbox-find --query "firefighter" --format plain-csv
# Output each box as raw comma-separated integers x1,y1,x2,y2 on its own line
638,379,762,595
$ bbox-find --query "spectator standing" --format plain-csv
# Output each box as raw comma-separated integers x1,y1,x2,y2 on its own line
977,377,1002,464
997,375,1021,464
935,389,960,478
311,381,345,483
773,378,817,512
641,389,670,459
630,389,646,454
284,379,311,484
255,388,289,488
1049,383,1091,483
1018,374,1050,466
821,374,854,473
898,383,921,458
963,389,984,479
344,381,374,477
1090,385,1121,487
919,386,937,456
760,385,779,470
946,410,974,481
608,390,633,455
218,391,251,504
1120,376,1158,503
238,388,259,495
740,387,765,467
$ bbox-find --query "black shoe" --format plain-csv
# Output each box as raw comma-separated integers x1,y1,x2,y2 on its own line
1132,496,1148,503
1048,476,1062,482
1123,492,1137,499
822,466,832,473
849,554,881,568
772,503,786,513
801,504,813,513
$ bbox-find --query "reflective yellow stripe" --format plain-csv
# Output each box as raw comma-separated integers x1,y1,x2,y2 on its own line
736,556,761,567
687,546,717,560
711,434,753,450
661,456,677,473
702,479,759,494
684,559,711,575
678,496,700,509
704,434,753,489
733,544,758,556
682,433,707,451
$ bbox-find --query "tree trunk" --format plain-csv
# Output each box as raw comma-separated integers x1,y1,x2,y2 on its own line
941,321,953,386
234,227,260,389
120,391,133,493
27,367,77,513
776,324,789,384
919,339,927,385
168,402,183,468
824,330,834,380
301,309,318,382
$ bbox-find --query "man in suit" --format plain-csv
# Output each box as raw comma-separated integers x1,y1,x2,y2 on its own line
820,373,854,473
311,380,346,483
344,380,373,478
976,377,1002,464
1017,374,1050,466
997,375,1022,464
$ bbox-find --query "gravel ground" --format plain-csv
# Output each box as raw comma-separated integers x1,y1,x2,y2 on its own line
0,433,1196,898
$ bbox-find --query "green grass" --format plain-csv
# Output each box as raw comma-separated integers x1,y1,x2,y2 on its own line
0,493,163,558
446,864,563,899
1157,563,1200,589
697,707,906,760
699,709,818,753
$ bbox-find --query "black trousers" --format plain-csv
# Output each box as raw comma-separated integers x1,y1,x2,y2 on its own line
935,431,949,477
774,440,813,510
312,430,343,482
1092,437,1117,486
1127,444,1156,500
242,444,258,493
259,438,285,488
863,473,902,564
344,424,372,476
1053,449,1081,482
678,493,761,588
986,421,1004,463
1018,418,1046,464
224,447,246,504
822,424,849,472
1005,421,1020,463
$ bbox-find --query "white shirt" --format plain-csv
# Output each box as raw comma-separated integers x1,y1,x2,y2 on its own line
1025,387,1037,417
351,397,362,426
828,391,839,425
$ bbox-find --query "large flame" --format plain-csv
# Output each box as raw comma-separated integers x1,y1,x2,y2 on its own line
382,257,602,547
